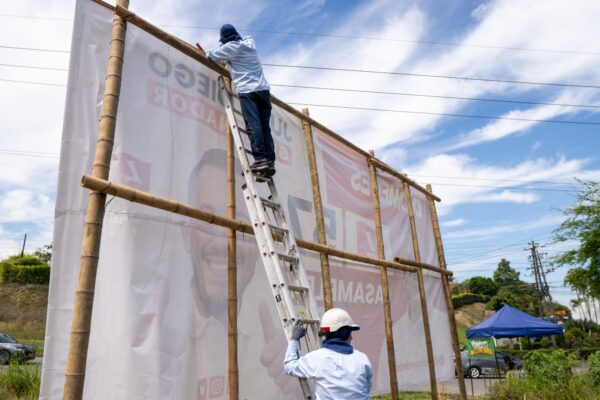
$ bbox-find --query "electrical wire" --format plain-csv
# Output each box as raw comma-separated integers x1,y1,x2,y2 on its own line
265,64,600,89
0,78,66,87
409,174,579,186
427,182,575,192
0,63,68,71
286,102,600,125
3,61,600,110
0,44,69,53
2,13,598,56
2,44,600,90
272,84,600,109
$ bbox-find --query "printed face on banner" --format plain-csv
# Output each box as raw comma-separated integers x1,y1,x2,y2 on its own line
42,2,454,399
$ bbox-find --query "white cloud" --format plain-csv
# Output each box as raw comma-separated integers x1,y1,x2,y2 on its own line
445,214,564,241
442,218,466,227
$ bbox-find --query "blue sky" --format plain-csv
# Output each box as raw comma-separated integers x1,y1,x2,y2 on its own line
1,0,599,314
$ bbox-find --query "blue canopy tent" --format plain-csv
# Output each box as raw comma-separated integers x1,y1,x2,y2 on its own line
467,304,564,339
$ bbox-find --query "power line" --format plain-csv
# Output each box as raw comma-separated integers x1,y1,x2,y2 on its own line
3,61,599,110
427,182,575,192
408,174,579,186
287,102,600,126
0,63,68,71
0,44,69,53
0,149,59,159
272,84,600,109
265,64,600,89
2,44,600,90
0,78,66,88
2,13,600,56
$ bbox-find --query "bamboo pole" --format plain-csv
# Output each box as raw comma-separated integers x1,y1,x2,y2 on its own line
425,184,467,400
80,175,456,278
224,77,239,400
110,5,439,204
63,2,129,399
301,108,333,310
368,150,399,400
403,181,438,400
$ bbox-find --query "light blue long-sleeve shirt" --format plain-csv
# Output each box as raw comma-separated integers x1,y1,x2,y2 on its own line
284,340,372,400
206,36,270,94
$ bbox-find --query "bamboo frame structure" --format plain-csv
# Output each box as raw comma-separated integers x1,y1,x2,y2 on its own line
301,108,333,310
63,2,129,399
81,175,452,277
224,77,239,400
368,150,400,400
62,3,462,399
401,175,438,400
426,185,468,400
106,3,440,204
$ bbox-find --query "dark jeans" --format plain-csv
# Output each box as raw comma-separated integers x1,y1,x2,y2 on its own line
239,90,275,164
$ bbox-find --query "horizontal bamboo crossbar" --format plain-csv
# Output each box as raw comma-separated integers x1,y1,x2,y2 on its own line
95,3,441,203
81,175,451,276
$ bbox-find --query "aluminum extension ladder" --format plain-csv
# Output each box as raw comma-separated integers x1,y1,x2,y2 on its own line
218,76,321,399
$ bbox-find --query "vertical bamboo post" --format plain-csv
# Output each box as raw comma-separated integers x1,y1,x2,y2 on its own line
225,77,239,400
63,2,129,399
301,108,333,310
425,184,467,400
403,182,439,400
367,150,399,400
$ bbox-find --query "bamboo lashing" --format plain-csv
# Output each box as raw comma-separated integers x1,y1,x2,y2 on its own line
63,2,129,399
224,77,239,400
108,3,440,204
80,175,456,279
368,150,400,400
402,181,439,400
426,184,467,400
301,108,333,310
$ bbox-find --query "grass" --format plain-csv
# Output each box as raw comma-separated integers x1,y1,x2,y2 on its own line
0,362,41,400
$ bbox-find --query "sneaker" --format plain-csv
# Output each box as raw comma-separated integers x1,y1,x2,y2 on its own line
263,165,276,178
250,159,269,172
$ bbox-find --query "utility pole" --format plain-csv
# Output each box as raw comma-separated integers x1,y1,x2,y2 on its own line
20,233,27,257
527,241,552,317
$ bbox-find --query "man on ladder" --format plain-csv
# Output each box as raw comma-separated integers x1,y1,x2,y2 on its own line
198,24,276,177
284,308,373,399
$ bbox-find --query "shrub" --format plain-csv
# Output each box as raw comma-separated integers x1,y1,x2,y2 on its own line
451,293,490,309
588,351,600,386
524,350,575,385
0,259,50,285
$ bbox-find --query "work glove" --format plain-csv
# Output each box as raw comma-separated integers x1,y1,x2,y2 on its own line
291,321,306,341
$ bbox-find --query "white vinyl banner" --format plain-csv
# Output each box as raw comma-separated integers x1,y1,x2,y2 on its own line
42,1,453,398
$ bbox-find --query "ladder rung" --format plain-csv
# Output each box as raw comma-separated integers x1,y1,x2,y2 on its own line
260,197,280,209
268,224,288,236
278,253,298,263
243,147,253,155
233,108,244,116
288,284,309,292
297,318,320,325
238,127,249,135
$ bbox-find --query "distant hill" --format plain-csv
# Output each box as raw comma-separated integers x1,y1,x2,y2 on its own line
0,283,48,341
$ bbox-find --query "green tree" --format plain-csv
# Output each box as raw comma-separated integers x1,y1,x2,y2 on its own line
553,180,600,295
467,276,498,297
33,244,52,264
493,258,520,285
486,291,522,311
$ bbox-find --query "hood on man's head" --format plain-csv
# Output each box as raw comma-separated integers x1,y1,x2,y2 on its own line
219,24,242,44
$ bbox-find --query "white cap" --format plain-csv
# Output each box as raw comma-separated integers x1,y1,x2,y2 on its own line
319,308,360,333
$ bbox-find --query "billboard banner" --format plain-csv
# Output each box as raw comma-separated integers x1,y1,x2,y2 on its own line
467,338,496,360
41,1,453,398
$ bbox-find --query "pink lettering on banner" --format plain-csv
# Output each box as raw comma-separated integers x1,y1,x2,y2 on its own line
197,375,227,399
115,152,151,191
146,79,227,134
356,221,377,257
275,141,292,166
